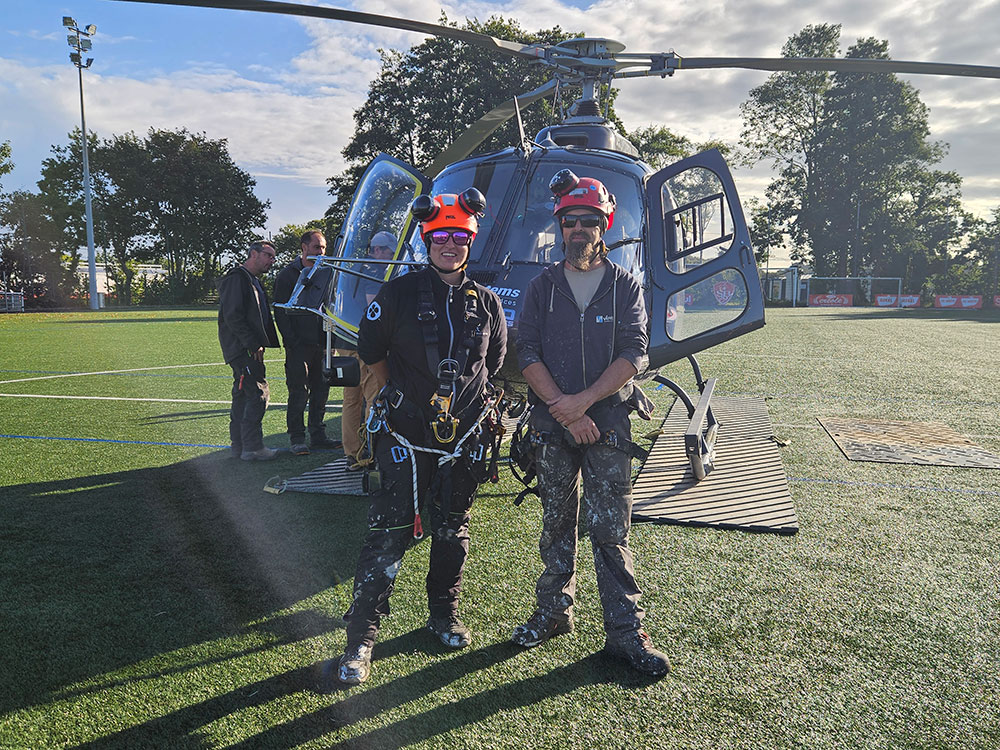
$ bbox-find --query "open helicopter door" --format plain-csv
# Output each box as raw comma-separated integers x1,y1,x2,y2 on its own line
645,148,765,479
275,153,430,385
325,154,431,345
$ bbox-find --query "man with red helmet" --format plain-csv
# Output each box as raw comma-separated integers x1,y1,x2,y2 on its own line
336,189,507,686
512,169,669,676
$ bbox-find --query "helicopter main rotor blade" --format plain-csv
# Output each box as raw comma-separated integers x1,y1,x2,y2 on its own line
615,54,1000,80
425,80,558,178
110,0,552,61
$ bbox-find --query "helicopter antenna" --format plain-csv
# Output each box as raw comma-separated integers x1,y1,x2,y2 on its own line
513,94,529,153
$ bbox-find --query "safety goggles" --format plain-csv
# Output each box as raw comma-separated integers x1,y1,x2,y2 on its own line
429,230,472,246
559,214,603,229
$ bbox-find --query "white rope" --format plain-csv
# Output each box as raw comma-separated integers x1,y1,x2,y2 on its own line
381,395,500,539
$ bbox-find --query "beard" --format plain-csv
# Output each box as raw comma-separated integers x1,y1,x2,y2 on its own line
564,237,603,270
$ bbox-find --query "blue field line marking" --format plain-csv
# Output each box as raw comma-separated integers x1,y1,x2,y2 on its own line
788,476,1000,498
0,434,229,449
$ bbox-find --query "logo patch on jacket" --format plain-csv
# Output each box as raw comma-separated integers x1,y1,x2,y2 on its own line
595,314,614,324
366,301,381,321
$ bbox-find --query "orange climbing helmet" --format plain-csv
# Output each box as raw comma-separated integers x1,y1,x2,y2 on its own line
411,188,486,238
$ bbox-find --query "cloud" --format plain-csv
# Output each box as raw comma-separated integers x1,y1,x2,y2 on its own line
4,0,1000,234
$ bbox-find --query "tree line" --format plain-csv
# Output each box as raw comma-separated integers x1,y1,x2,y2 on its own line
2,19,997,308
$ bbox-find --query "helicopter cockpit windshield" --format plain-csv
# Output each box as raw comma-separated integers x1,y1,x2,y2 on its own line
501,158,645,280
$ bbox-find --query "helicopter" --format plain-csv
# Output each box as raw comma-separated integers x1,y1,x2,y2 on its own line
115,0,1000,478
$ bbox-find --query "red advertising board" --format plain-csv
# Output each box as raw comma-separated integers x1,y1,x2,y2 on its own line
934,295,982,309
809,294,852,307
876,294,921,307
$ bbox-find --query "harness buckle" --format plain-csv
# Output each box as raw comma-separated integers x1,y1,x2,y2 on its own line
387,387,404,410
437,358,460,382
431,413,459,443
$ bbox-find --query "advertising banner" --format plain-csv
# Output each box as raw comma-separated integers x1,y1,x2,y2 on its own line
934,295,982,309
874,295,897,307
808,294,852,307
900,295,921,307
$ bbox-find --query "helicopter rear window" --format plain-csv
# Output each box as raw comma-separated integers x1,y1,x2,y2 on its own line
504,161,645,279
410,160,515,263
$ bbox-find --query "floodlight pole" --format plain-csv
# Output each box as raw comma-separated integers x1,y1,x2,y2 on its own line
65,18,99,310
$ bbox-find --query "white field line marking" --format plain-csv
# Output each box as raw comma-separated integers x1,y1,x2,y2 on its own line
0,359,282,385
0,392,344,410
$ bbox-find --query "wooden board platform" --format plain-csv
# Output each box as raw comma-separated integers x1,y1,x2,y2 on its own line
632,396,798,535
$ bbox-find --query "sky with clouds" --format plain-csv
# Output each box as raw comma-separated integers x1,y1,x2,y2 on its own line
4,0,1000,258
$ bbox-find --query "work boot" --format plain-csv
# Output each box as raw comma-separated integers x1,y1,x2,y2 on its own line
240,447,280,462
290,442,310,456
427,615,472,649
511,611,574,648
603,630,671,676
337,642,373,685
310,434,343,450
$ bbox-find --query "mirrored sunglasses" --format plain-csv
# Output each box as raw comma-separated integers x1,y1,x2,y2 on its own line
560,214,603,229
429,230,472,246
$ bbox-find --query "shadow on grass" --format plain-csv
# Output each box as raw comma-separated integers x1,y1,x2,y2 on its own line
0,450,369,716
74,634,658,749
819,307,1000,323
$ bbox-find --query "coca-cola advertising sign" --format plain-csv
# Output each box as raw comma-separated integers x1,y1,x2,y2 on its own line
934,295,982,309
809,294,853,307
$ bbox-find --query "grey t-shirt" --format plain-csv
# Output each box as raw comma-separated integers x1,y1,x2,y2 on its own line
563,263,605,312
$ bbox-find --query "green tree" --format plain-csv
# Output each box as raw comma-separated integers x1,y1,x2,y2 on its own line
0,190,80,306
144,128,269,301
0,140,12,189
326,16,593,232
739,24,841,259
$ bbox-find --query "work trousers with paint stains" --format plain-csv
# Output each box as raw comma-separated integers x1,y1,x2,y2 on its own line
532,430,645,637
343,428,479,647
228,353,269,453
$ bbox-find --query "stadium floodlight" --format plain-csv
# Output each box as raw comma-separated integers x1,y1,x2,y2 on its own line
63,16,100,310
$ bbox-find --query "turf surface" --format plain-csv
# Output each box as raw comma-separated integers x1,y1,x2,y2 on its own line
1,306,998,748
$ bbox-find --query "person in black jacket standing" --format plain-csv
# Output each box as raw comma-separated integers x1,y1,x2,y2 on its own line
273,230,341,455
335,190,507,686
217,240,280,461
511,170,669,676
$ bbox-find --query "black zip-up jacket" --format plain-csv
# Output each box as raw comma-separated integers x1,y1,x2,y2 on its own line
273,257,325,349
516,258,648,427
358,267,507,427
217,265,279,364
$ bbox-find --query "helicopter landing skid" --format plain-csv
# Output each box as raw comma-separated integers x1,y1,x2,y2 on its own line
652,356,718,481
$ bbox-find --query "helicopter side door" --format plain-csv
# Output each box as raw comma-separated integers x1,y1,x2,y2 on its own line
644,148,764,368
309,153,430,345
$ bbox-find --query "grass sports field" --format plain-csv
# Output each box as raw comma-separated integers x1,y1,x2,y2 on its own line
1,306,998,749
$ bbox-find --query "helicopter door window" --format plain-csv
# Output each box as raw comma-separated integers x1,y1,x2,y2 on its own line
422,160,515,262
666,268,749,341
663,167,735,273
505,161,644,280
